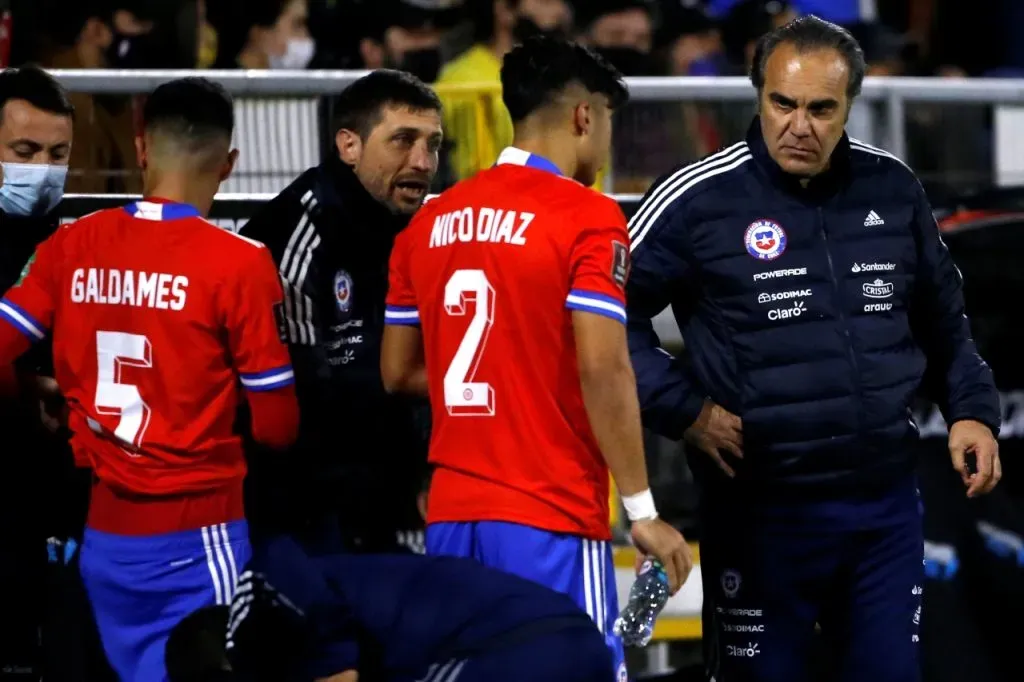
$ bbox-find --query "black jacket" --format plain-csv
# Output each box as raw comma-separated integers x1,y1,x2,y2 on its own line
240,156,429,538
626,119,1000,493
0,211,84,535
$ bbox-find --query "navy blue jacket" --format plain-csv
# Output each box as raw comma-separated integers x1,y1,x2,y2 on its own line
626,119,1000,491
226,536,597,680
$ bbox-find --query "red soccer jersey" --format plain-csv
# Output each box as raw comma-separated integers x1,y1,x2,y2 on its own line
385,148,631,540
0,199,294,533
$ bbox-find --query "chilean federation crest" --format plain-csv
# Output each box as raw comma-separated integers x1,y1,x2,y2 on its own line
334,270,353,313
744,219,787,261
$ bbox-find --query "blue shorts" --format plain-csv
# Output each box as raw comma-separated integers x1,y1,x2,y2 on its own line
80,521,250,682
426,521,625,679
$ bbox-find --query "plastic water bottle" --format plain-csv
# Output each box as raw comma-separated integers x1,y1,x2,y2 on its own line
613,557,671,647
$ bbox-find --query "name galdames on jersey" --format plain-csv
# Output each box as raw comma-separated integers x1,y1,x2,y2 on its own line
70,268,189,311
429,207,534,248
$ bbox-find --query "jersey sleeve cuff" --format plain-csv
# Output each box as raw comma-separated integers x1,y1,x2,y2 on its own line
565,289,627,324
385,305,420,326
0,298,47,341
240,365,295,392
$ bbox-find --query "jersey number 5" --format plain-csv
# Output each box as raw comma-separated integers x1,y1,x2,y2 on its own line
95,330,153,451
444,269,495,416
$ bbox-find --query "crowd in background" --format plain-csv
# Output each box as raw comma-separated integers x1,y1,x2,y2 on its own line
3,0,1023,196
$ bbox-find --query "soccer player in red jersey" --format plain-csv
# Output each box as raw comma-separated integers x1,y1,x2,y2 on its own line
0,78,299,682
381,37,692,677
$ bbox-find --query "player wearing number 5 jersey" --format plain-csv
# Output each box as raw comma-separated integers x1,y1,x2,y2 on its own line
0,78,300,682
382,37,693,679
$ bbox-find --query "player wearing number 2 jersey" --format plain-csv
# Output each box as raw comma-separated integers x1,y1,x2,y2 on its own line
382,37,693,679
0,78,300,682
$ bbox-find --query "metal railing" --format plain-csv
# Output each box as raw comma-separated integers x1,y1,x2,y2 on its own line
46,69,1024,164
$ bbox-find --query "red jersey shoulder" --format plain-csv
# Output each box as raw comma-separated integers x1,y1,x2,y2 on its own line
49,207,126,252
564,186,626,227
190,218,269,255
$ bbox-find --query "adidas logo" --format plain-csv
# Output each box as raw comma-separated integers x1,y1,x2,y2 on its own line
864,210,885,226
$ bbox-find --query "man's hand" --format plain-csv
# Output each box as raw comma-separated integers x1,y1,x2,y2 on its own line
629,518,693,594
949,419,1001,498
30,375,68,434
684,400,743,477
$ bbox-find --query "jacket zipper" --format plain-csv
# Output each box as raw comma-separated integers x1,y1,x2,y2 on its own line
819,206,864,436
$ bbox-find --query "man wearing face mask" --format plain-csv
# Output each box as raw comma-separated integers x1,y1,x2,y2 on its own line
44,2,147,193
230,0,315,70
214,0,319,193
577,0,659,77
357,1,460,85
240,70,444,560
437,0,572,179
0,64,73,681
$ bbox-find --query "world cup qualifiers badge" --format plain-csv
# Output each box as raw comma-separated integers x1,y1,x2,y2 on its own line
744,219,787,261
334,270,353,313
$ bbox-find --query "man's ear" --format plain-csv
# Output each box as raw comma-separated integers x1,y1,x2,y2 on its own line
221,148,240,183
335,129,362,166
134,135,147,170
573,101,592,137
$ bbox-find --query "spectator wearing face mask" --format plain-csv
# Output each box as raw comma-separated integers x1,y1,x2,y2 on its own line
214,0,319,193
576,0,659,76
436,0,572,180
574,0,660,191
357,1,463,85
40,1,148,193
215,0,315,70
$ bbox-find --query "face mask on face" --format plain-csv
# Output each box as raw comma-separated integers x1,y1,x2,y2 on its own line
512,16,565,43
0,163,68,217
595,47,658,76
397,48,442,83
269,37,316,70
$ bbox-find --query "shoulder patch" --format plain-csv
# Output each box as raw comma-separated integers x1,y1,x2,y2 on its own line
273,301,288,342
611,240,630,287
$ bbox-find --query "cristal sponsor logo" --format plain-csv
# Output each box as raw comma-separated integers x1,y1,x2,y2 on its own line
861,279,893,299
864,302,892,312
768,300,805,321
726,643,761,658
722,624,765,633
757,288,811,304
753,267,807,282
851,262,895,273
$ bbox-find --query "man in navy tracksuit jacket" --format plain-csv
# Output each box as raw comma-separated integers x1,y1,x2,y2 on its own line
626,16,1002,682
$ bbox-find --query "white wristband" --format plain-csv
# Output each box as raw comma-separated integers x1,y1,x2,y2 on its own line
622,489,658,521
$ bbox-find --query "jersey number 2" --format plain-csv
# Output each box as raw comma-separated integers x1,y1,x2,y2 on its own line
444,269,495,416
95,330,153,450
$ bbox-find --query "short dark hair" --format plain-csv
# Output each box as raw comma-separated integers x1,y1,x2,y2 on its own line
143,77,234,154
332,69,442,139
0,66,74,124
750,15,867,101
500,36,629,124
165,606,234,682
